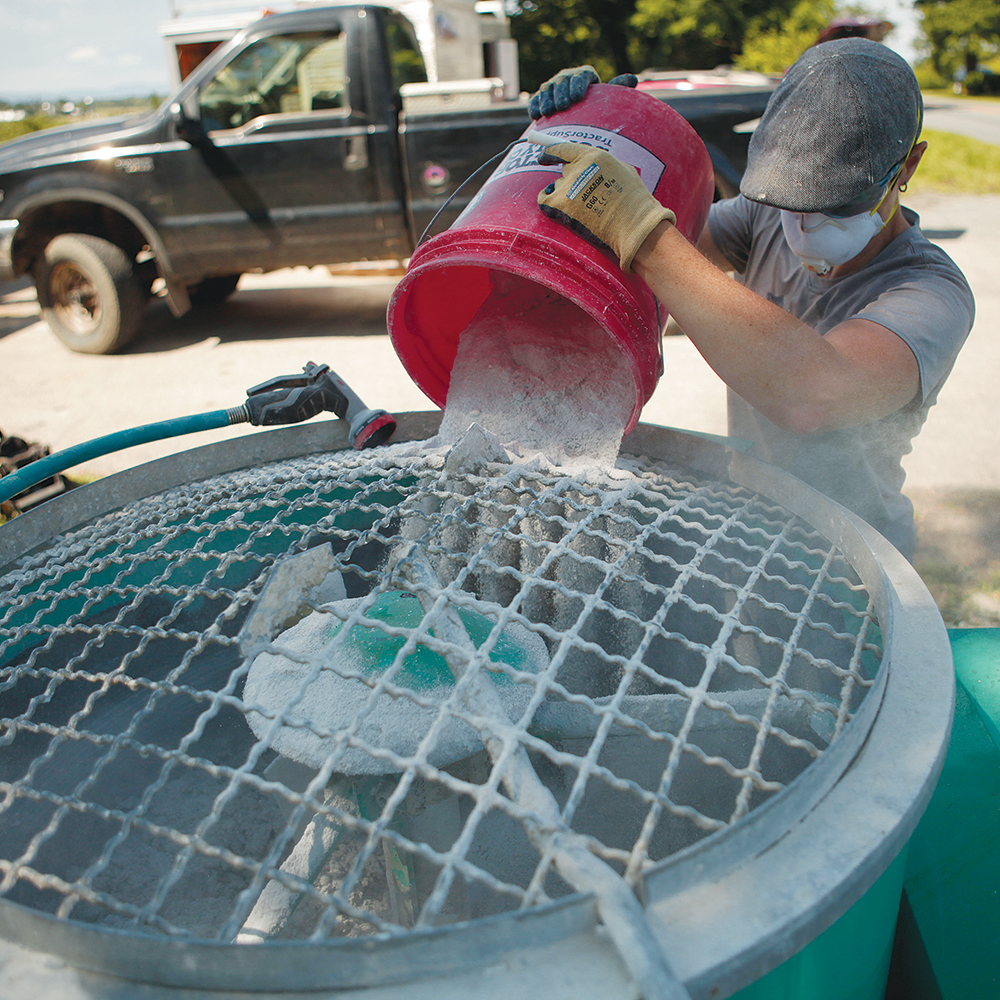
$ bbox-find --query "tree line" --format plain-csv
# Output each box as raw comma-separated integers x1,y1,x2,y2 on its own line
918,0,1000,90
508,0,1000,92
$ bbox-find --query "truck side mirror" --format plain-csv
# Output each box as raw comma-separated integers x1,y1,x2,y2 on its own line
170,102,207,145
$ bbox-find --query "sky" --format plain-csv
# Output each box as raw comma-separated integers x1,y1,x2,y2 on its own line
874,0,922,67
0,1,922,104
0,0,178,101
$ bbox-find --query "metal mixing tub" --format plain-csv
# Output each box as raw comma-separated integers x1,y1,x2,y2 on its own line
0,415,953,999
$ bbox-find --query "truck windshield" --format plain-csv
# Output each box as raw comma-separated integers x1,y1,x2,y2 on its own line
200,31,347,131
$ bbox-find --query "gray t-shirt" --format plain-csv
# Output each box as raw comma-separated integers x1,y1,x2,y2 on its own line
708,195,975,557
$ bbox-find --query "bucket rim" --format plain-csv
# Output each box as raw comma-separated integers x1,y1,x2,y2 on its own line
388,225,664,435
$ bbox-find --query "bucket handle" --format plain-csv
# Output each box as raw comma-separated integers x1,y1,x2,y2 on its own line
416,137,541,247
415,134,668,336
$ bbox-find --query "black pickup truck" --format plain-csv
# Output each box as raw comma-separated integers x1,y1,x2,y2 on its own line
0,4,773,354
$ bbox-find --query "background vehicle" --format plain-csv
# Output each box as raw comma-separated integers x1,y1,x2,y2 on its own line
0,2,774,354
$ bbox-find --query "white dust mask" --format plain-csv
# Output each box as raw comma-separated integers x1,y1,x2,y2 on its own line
780,205,892,276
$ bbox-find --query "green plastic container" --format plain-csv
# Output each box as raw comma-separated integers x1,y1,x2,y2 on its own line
736,627,1000,1000
887,627,1000,999
731,850,908,1000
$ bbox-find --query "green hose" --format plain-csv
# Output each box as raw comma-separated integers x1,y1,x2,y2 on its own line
0,361,395,514
0,408,246,507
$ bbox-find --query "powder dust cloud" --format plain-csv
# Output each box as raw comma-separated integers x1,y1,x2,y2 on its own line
437,272,636,470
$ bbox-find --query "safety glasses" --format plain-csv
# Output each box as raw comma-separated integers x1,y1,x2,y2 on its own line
823,119,922,219
822,158,907,218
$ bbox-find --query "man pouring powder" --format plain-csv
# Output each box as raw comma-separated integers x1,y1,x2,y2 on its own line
529,39,974,560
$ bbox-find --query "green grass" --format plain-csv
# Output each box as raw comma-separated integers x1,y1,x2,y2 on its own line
921,87,1000,104
913,558,974,624
911,489,1000,628
910,128,1000,195
0,98,159,145
0,115,60,144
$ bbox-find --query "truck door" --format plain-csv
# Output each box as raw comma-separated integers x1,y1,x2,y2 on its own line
159,27,407,273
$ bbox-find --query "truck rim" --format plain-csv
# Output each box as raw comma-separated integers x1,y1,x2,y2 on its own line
49,260,101,335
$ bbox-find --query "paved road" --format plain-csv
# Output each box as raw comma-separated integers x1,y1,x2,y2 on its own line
3,190,998,492
924,96,1000,147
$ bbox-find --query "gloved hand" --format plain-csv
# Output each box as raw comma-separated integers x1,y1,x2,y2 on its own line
528,66,639,120
537,142,675,272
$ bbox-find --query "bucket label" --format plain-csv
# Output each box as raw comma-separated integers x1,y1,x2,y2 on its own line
491,125,667,193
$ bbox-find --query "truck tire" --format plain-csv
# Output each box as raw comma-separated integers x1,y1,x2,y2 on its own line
188,273,241,307
34,234,147,355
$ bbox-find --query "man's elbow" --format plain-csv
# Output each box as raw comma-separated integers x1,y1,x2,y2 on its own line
768,401,839,436
770,381,917,435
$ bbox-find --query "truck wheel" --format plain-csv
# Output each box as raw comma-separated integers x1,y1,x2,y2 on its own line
34,234,147,354
188,273,241,307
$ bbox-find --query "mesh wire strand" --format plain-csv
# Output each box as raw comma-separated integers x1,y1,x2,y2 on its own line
0,446,881,943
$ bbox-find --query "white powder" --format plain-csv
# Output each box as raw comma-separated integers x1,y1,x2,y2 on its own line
243,598,548,775
245,276,638,777
438,273,636,469
0,942,89,1000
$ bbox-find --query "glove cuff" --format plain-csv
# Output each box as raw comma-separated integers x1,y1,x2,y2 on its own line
619,206,676,272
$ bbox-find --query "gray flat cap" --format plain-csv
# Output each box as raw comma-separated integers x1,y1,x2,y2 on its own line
740,38,922,213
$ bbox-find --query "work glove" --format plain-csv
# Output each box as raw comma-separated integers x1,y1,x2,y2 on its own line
537,142,675,272
528,66,639,119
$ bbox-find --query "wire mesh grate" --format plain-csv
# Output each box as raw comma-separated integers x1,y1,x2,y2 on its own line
0,444,881,950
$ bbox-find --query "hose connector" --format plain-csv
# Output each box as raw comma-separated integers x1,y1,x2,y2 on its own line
244,362,396,449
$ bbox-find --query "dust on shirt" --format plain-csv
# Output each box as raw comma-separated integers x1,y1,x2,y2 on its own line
708,196,975,557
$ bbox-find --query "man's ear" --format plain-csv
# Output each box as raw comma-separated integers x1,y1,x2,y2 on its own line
900,141,928,187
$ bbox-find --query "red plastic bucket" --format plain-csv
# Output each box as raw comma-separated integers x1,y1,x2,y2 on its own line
387,84,715,436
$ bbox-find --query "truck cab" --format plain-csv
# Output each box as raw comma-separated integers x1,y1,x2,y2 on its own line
0,3,528,354
0,2,773,355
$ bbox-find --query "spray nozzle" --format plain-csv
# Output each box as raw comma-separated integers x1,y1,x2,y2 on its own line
243,362,396,449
